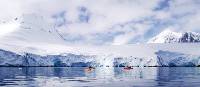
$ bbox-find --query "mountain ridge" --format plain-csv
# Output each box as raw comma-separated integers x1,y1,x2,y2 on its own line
148,29,200,43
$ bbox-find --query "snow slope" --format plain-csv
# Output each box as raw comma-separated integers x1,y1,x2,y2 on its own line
0,14,66,45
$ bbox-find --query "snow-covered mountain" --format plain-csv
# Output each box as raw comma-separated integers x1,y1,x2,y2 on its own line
148,29,200,43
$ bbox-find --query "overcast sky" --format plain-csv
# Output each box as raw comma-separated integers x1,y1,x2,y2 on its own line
0,0,200,45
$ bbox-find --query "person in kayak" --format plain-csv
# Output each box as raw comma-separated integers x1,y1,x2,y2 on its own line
85,66,95,72
124,66,133,70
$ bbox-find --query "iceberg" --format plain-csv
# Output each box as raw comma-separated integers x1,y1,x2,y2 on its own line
156,50,200,67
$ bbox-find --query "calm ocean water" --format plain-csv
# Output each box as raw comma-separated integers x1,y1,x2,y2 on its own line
0,67,200,87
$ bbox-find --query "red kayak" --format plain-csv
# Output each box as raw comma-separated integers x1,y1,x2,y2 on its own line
124,66,133,70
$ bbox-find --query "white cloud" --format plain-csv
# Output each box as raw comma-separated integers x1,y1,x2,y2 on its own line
112,32,135,45
0,22,20,38
112,21,152,45
155,0,200,32
1,0,200,44
0,0,22,20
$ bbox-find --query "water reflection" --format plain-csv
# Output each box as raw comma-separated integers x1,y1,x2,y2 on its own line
0,67,200,87
156,67,200,87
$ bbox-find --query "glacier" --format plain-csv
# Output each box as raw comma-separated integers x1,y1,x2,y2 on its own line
0,49,96,67
0,44,200,67
0,48,155,67
156,50,200,67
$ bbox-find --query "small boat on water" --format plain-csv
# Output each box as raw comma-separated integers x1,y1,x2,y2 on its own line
124,66,133,70
85,66,95,72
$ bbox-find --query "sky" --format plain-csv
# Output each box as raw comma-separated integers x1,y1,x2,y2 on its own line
0,0,200,45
